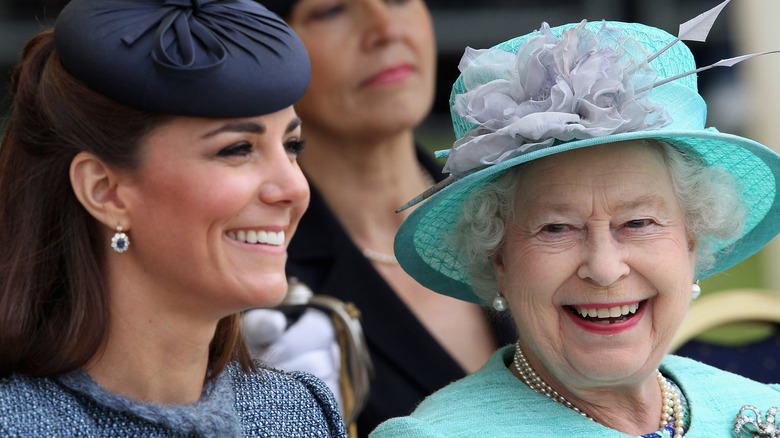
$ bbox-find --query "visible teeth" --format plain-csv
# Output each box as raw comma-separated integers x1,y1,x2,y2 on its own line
573,303,641,319
228,230,285,245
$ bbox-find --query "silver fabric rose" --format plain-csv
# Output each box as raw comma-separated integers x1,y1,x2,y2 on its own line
734,405,779,437
444,20,670,178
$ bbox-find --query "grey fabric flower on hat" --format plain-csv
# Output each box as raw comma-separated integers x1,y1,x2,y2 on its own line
444,20,670,178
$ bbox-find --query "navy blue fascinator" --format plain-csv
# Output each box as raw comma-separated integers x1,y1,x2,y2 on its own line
54,0,310,117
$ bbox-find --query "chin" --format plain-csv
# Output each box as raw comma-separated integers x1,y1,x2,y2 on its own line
264,277,290,306
573,352,655,382
239,274,290,309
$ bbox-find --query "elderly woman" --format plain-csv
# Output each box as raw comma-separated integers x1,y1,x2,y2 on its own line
371,6,780,438
0,0,345,436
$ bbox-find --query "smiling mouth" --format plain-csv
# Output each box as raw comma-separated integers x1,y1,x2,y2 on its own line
568,301,645,325
226,230,285,245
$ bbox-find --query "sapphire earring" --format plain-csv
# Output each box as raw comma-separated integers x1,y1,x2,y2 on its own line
111,226,130,253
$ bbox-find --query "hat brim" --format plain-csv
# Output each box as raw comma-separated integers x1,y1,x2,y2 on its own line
395,129,780,306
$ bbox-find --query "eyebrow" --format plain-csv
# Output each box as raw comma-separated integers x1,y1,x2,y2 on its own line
286,118,302,134
613,194,670,213
525,194,670,218
201,117,303,138
202,121,265,138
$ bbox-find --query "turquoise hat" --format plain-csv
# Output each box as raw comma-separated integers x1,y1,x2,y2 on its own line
394,19,780,306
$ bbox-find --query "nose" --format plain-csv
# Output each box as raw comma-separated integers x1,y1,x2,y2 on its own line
360,0,403,49
259,152,309,209
577,227,630,287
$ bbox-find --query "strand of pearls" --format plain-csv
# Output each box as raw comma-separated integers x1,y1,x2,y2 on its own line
659,372,685,438
361,247,399,265
361,163,435,266
512,342,592,420
512,341,684,437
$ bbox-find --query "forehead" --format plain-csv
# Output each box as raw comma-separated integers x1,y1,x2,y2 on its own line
513,141,679,213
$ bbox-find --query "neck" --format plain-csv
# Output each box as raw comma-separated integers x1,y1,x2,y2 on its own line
86,321,213,404
299,128,434,254
511,342,667,436
577,380,666,435
87,263,216,404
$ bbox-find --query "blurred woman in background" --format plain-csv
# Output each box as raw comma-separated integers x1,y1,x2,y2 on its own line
245,0,516,435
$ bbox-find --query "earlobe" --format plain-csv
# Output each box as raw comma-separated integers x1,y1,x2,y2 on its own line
492,250,506,290
70,151,128,228
687,233,697,252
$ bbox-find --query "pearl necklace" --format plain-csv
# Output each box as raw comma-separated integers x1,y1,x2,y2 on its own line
360,163,435,266
513,342,685,437
361,247,399,265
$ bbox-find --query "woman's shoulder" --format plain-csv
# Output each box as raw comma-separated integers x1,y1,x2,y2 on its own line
663,354,780,389
0,374,87,435
229,363,347,437
0,373,71,409
663,354,780,435
230,362,338,400
0,373,55,394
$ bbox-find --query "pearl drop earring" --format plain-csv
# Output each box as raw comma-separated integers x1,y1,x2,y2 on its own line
492,292,508,311
691,280,701,300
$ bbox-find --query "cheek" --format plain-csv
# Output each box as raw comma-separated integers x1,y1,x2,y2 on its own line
289,193,310,230
645,234,696,277
297,56,351,114
503,236,573,285
298,30,352,84
500,246,570,314
308,52,343,86
141,171,253,221
403,12,436,71
412,19,436,60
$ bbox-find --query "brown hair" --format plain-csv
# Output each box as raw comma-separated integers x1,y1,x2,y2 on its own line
0,30,253,379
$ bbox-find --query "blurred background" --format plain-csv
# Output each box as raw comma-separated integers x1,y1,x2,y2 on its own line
1,0,778,374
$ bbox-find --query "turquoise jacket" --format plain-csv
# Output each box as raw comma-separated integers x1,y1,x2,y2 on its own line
371,345,780,437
